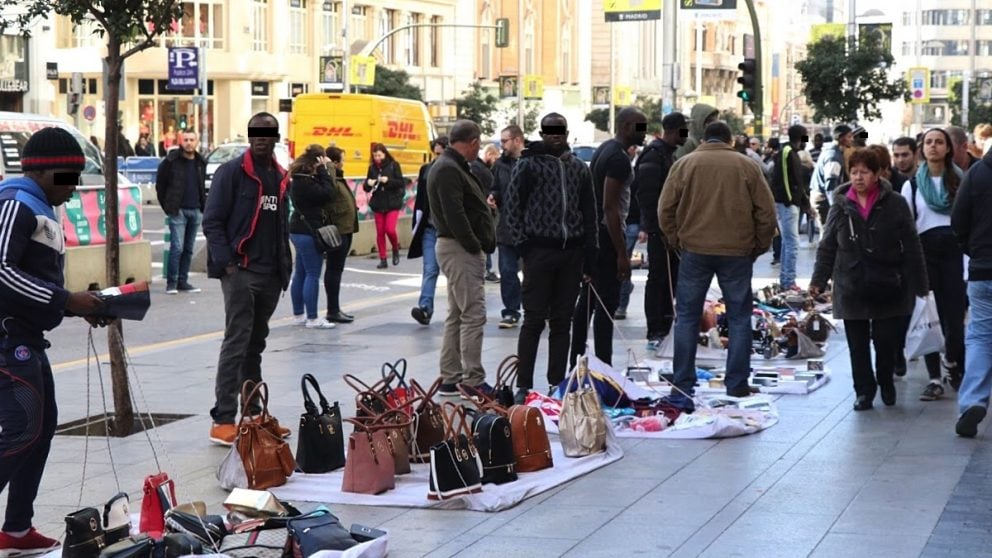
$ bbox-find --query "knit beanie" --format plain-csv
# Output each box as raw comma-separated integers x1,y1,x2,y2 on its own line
21,127,86,172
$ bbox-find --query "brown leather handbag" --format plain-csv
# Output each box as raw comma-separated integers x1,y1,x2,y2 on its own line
353,403,415,475
407,379,446,463
341,419,395,495
483,400,553,473
236,382,296,490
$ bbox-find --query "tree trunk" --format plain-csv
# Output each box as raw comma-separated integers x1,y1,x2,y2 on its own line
103,38,132,436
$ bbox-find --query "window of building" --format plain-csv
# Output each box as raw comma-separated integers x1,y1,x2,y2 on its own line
410,13,422,67
902,11,912,25
922,9,971,26
58,78,98,95
71,16,102,48
901,41,913,56
979,10,992,25
251,81,270,117
154,1,224,49
524,17,534,74
478,7,492,79
561,23,572,83
352,6,368,42
137,81,215,152
978,40,992,56
252,0,268,52
378,9,394,64
430,15,441,67
321,2,340,50
289,0,308,54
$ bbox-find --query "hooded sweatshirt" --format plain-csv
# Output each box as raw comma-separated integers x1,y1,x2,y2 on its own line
674,104,719,160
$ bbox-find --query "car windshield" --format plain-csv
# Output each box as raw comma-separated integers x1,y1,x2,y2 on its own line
207,144,248,165
572,146,597,163
0,127,103,176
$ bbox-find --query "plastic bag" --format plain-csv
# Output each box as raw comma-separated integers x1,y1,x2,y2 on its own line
906,294,945,359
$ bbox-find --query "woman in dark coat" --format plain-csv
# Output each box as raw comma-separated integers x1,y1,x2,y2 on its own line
322,146,360,323
363,143,405,268
810,148,928,411
289,144,336,329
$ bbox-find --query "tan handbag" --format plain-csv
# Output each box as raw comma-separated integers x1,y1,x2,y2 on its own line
558,356,608,457
235,382,296,490
341,419,395,495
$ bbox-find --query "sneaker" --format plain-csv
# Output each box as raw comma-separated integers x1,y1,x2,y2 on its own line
770,258,780,266
614,308,627,320
919,381,945,401
646,338,663,352
252,415,291,439
165,283,178,295
438,382,461,397
411,306,432,325
514,388,529,405
485,271,500,283
292,314,307,326
177,282,201,293
0,528,59,556
460,382,494,402
305,318,336,329
498,315,519,329
956,406,987,438
209,423,238,446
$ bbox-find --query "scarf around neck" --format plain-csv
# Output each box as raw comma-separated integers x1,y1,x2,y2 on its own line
915,162,962,215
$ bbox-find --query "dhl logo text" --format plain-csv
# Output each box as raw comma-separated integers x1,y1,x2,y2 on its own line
310,126,356,137
384,121,421,141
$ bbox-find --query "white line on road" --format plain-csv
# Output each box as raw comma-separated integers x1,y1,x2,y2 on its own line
343,267,421,278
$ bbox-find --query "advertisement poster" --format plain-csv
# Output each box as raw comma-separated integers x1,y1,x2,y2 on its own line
62,187,143,247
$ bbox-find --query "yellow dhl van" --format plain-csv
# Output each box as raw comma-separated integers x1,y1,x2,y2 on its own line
289,93,436,178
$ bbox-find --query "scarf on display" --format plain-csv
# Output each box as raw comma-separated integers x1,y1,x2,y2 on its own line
915,162,962,215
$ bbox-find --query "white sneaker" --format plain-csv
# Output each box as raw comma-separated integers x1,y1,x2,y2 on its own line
292,314,307,326
305,318,336,329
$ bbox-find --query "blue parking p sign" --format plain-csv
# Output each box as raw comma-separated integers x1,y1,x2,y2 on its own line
168,47,199,90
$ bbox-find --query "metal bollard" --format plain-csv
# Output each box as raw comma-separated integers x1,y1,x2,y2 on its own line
162,219,170,279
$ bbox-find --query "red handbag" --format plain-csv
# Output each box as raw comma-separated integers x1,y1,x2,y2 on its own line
138,472,176,536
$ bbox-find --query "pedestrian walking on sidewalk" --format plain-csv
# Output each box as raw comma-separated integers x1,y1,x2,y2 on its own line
810,124,853,231
322,146,359,324
951,141,992,437
203,112,293,445
488,125,526,329
155,129,206,295
770,125,815,290
427,121,496,396
503,113,598,403
0,127,107,554
364,144,405,268
288,145,336,330
810,148,928,412
660,121,777,406
408,137,448,325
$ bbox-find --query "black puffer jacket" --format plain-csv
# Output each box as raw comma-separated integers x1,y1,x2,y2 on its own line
952,150,992,280
288,166,335,235
811,181,928,320
634,138,678,235
155,149,206,215
363,159,405,213
502,142,598,267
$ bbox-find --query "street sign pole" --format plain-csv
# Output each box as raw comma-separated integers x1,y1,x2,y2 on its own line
743,0,763,137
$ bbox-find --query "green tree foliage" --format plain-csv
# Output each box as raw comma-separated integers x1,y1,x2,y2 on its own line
794,33,908,123
455,81,499,135
585,98,665,134
949,80,992,128
721,110,747,136
585,108,610,132
365,65,423,101
499,101,541,134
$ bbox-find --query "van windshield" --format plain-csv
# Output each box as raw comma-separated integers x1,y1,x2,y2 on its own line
0,127,103,176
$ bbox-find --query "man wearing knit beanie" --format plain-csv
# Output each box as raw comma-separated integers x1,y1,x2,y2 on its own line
0,126,106,554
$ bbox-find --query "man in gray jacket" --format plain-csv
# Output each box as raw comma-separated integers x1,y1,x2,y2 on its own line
427,120,496,396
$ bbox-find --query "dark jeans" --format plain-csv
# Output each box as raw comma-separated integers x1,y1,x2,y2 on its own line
517,246,584,390
772,235,781,261
920,227,967,380
645,233,679,340
211,269,282,424
844,316,903,398
498,244,521,319
0,342,56,531
571,227,621,367
324,234,353,316
167,208,201,285
618,223,640,311
672,252,753,395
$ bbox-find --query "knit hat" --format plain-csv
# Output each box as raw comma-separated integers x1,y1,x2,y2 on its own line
21,127,86,172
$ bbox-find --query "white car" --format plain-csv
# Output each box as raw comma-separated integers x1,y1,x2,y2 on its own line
205,143,291,192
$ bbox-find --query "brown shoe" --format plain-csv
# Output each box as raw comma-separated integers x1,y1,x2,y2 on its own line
252,415,291,439
209,423,237,446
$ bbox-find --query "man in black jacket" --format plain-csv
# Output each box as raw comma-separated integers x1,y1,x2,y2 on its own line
771,125,813,290
951,149,992,437
635,112,686,350
202,112,292,445
503,113,598,401
155,130,206,294
488,124,525,328
409,137,447,325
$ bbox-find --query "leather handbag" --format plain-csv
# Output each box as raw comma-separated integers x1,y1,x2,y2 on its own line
287,510,358,557
343,373,391,418
241,380,290,439
138,473,175,537
558,356,608,457
353,407,415,475
98,535,154,558
295,373,346,474
102,492,130,545
468,407,517,485
407,378,447,463
160,533,203,558
163,508,227,548
503,403,554,472
64,507,106,558
341,418,395,495
379,358,414,414
218,529,288,558
236,381,296,489
428,403,484,500
493,355,519,408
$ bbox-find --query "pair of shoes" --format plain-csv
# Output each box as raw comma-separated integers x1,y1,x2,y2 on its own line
853,395,874,411
956,406,987,438
438,381,462,397
894,353,907,377
660,393,695,413
209,423,238,446
920,381,944,401
377,259,388,269
178,282,201,293
880,383,896,406
305,318,336,329
292,314,307,326
326,311,354,323
485,271,500,283
514,388,530,405
460,382,494,402
165,283,178,295
770,258,781,266
411,306,432,325
614,308,627,320
498,315,519,329
726,386,753,398
252,415,292,438
0,528,60,555
393,251,401,266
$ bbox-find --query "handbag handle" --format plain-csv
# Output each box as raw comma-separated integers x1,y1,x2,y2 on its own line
409,377,442,407
238,380,270,424
563,355,593,395
439,402,473,441
380,358,409,390
343,373,376,394
495,355,518,390
457,383,494,409
300,373,331,416
375,408,415,430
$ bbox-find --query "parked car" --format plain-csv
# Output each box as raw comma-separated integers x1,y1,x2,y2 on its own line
571,143,600,165
204,142,290,192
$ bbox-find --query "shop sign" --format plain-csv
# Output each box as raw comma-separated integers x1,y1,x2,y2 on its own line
251,81,269,96
0,79,27,92
167,47,199,90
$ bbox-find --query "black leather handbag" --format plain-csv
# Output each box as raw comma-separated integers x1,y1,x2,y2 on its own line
428,403,484,501
494,355,519,408
102,492,130,546
64,508,106,558
163,509,227,548
160,533,203,558
470,410,517,485
287,510,358,556
98,535,154,558
296,373,346,474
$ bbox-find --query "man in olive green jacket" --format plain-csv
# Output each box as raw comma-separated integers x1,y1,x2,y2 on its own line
426,120,496,395
659,121,776,407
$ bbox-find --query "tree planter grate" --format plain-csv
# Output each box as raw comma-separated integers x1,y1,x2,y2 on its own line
56,412,194,437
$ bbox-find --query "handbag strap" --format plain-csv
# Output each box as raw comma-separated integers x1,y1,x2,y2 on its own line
563,355,590,394
495,355,518,390
457,383,494,409
343,373,376,394
440,402,472,440
238,380,270,424
380,358,409,389
409,377,442,405
300,374,330,415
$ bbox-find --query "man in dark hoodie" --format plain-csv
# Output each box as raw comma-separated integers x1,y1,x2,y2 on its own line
951,147,992,437
635,111,686,350
503,113,598,402
674,103,718,160
488,124,526,328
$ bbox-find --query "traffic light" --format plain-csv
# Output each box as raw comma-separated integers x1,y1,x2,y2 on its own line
737,58,757,106
495,18,510,48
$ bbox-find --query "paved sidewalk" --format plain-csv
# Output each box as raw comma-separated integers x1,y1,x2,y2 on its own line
27,246,988,557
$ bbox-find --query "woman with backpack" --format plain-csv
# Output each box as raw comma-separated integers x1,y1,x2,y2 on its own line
364,143,405,268
900,128,967,401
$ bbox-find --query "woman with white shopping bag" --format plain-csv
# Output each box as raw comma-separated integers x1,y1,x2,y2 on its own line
810,148,929,411
899,128,967,401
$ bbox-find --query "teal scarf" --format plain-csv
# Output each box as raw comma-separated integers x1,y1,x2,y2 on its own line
915,162,962,215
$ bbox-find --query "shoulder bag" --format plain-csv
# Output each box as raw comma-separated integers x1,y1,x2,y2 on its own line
428,403,484,500
102,492,130,546
137,473,175,537
352,406,415,475
236,382,296,490
97,535,154,558
341,418,396,495
295,373,346,474
64,507,106,558
558,356,608,457
287,510,359,557
493,355,519,408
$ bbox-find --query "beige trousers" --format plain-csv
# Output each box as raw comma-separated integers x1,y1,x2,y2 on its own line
435,237,488,386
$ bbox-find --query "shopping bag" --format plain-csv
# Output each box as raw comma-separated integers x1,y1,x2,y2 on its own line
906,294,944,360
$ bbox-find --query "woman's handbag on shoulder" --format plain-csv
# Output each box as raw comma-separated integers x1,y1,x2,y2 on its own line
558,356,608,457
295,373,346,474
428,403,484,500
313,223,342,251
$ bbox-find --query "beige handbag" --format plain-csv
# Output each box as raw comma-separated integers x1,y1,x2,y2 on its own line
558,356,608,457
